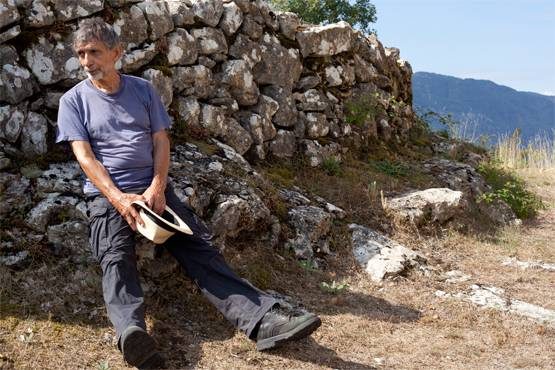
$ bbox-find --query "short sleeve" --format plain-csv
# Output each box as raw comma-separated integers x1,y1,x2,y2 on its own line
147,84,171,133
56,95,89,143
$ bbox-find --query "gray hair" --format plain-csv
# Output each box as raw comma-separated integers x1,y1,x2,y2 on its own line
73,17,120,50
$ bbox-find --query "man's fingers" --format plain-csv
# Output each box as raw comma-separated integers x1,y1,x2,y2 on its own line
129,206,145,227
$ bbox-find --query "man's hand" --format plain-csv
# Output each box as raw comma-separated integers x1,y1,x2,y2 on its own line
113,193,146,231
142,185,166,215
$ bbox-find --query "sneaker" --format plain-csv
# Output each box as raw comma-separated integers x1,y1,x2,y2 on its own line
255,306,321,351
120,326,165,368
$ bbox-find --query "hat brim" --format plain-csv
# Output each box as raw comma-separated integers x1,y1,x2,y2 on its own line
132,200,193,236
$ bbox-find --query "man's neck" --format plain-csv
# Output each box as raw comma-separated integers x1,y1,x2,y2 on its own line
90,72,121,94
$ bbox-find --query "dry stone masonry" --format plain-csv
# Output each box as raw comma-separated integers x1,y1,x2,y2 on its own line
0,0,423,276
0,0,415,165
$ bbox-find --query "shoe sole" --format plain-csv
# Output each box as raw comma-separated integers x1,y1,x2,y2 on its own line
121,327,158,367
256,316,322,351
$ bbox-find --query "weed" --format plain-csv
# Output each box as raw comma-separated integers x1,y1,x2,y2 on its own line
322,157,342,176
96,361,111,370
298,259,317,272
366,180,379,203
371,160,409,178
477,161,545,219
344,93,383,127
320,280,349,294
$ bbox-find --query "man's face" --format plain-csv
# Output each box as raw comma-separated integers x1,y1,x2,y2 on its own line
75,39,121,81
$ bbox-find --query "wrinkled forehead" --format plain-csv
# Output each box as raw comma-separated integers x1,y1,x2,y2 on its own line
74,39,111,53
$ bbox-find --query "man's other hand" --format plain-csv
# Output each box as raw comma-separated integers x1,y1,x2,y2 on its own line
114,193,146,231
142,186,166,215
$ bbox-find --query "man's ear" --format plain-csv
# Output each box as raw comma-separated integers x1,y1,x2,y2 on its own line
112,43,123,62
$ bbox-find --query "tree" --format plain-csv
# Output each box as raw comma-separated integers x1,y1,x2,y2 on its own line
269,0,377,34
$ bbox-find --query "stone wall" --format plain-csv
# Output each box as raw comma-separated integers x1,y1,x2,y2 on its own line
0,0,419,265
0,0,415,168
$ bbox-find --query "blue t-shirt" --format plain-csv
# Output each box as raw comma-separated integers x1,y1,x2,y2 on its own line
56,74,171,194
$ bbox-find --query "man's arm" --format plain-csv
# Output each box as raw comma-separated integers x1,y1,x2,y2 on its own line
71,140,145,230
142,130,170,215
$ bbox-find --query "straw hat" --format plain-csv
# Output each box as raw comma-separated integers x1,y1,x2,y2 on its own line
132,200,193,244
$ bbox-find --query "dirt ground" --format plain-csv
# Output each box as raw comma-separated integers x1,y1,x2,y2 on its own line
1,170,554,370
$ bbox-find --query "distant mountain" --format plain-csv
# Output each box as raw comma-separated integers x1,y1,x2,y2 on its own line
412,72,555,143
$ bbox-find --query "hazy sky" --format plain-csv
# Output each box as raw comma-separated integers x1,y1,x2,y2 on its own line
371,0,555,95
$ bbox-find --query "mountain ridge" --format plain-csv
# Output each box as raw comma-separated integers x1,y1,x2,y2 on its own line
412,71,555,142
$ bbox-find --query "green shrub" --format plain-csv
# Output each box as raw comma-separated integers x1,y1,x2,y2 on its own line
322,157,342,176
477,161,545,219
371,160,409,178
345,93,382,127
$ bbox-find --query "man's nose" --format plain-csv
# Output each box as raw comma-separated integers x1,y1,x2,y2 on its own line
81,53,93,67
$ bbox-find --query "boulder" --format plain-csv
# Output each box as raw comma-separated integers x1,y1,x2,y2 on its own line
24,34,85,85
191,27,228,55
51,0,103,22
0,103,26,143
229,34,262,68
25,193,85,232
136,0,173,41
219,1,243,36
35,162,83,196
210,194,271,240
277,12,300,40
286,206,332,259
118,43,158,73
174,96,201,129
269,130,296,158
142,69,173,108
296,21,355,57
47,221,89,259
240,14,263,40
0,24,21,44
295,75,321,92
23,0,55,28
0,0,20,28
21,112,48,156
261,85,298,128
190,0,223,27
199,104,252,155
305,112,329,138
112,5,149,49
252,33,302,89
300,140,342,167
166,28,198,65
0,173,32,220
298,89,328,112
349,224,427,282
220,60,259,106
165,0,194,26
172,65,214,98
384,188,465,226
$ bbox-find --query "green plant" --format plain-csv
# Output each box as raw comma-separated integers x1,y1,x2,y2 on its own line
96,361,111,370
371,160,409,178
269,0,377,34
345,93,382,127
298,259,317,272
322,157,342,176
477,161,545,219
320,280,348,294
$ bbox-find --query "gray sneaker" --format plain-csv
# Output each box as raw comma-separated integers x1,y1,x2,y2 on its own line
255,307,321,351
120,326,165,368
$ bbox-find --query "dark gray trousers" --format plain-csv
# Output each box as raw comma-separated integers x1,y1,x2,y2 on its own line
85,185,277,344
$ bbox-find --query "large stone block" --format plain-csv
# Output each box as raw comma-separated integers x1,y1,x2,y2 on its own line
296,21,355,58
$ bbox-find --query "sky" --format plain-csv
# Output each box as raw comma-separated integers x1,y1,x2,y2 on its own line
371,0,555,96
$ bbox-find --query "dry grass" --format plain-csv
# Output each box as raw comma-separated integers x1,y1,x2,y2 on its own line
495,130,555,170
1,156,554,369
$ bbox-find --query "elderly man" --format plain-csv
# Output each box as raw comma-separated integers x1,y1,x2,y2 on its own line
56,18,320,368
